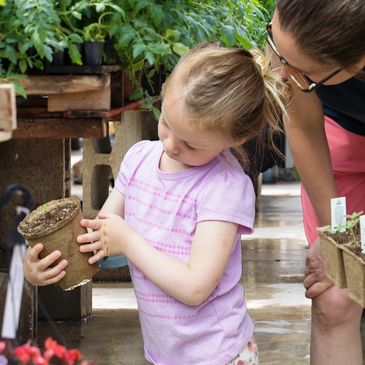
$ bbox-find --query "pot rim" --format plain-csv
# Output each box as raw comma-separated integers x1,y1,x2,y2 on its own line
17,196,81,239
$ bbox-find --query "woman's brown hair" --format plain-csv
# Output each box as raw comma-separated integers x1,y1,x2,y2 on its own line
276,0,365,69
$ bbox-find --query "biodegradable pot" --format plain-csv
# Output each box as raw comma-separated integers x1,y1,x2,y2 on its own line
317,226,347,288
342,245,365,307
18,197,98,290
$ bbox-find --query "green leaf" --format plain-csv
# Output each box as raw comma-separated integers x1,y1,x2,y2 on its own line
13,82,27,98
19,60,27,73
132,58,145,71
5,45,17,64
68,44,83,65
129,87,144,101
132,43,145,59
165,29,180,40
145,51,154,66
69,34,83,43
172,42,189,56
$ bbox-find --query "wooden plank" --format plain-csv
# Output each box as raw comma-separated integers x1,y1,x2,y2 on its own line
13,118,107,138
45,64,120,75
0,84,17,131
19,74,110,95
47,86,110,112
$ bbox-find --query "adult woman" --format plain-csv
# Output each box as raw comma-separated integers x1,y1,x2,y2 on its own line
268,1,365,364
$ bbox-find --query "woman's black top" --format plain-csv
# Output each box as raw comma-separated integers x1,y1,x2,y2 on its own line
316,75,365,136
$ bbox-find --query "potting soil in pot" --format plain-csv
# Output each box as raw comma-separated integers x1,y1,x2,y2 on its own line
18,196,98,290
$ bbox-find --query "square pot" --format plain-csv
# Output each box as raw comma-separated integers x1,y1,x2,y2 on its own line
317,226,347,288
342,246,365,307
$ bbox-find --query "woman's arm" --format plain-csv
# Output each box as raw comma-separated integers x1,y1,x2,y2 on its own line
78,216,239,306
285,84,337,226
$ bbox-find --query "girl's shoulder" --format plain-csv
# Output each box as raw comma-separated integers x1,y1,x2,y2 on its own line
123,140,161,163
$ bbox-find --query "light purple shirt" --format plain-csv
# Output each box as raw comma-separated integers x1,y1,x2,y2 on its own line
115,140,255,365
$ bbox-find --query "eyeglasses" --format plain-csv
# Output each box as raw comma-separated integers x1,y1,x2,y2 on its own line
266,23,342,92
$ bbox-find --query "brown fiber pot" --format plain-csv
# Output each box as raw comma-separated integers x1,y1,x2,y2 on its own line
317,226,347,289
342,245,365,308
18,197,98,290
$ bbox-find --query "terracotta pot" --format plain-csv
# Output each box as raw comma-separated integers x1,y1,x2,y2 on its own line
342,245,365,307
317,226,347,288
18,197,98,290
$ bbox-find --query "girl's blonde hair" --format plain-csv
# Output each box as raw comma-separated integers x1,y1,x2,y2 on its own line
162,42,290,167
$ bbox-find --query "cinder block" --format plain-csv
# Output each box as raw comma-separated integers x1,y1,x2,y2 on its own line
82,111,143,219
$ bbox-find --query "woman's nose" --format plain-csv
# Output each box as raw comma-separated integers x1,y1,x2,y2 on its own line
280,64,289,80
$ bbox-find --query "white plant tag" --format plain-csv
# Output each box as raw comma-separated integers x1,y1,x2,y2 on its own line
360,215,365,254
1,244,26,339
330,197,346,233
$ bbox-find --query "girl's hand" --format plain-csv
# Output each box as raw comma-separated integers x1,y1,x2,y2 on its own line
77,213,135,264
23,243,68,286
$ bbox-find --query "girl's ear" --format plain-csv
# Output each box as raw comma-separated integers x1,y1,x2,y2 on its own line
231,137,247,147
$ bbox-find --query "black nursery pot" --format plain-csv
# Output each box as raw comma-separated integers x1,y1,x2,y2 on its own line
83,41,105,66
51,50,66,66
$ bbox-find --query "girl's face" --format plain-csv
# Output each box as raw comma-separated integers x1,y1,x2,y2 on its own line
271,11,364,86
158,85,241,168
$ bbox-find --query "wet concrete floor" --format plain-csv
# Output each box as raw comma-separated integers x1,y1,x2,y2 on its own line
39,181,364,364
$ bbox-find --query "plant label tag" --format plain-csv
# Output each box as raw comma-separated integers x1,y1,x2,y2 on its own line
331,197,346,233
360,215,365,254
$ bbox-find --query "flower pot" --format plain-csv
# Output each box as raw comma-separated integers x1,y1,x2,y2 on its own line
317,226,347,288
342,245,365,307
51,50,66,66
83,41,105,66
18,197,98,290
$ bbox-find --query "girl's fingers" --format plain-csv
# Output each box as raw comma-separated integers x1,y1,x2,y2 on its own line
28,243,44,261
79,240,102,254
43,270,67,285
80,219,102,230
88,250,104,265
38,250,63,271
43,259,68,280
77,231,101,244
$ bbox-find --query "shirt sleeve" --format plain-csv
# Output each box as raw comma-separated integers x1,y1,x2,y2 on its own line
115,140,148,195
196,163,255,235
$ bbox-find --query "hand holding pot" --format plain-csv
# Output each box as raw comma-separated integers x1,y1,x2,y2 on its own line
23,243,69,286
304,238,333,299
78,213,135,264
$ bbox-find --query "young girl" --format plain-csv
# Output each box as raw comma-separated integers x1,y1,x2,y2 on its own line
24,42,287,365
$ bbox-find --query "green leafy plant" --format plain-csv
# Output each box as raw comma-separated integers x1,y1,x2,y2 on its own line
334,211,363,247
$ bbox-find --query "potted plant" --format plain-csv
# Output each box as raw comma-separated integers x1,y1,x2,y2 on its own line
17,196,98,291
318,211,365,307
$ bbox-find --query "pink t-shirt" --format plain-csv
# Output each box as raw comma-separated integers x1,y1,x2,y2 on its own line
115,140,255,365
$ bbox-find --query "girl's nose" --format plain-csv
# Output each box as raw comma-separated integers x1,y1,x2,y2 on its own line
164,136,179,155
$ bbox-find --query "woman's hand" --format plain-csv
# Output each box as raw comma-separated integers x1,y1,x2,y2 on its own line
23,243,68,286
303,239,333,298
77,213,135,264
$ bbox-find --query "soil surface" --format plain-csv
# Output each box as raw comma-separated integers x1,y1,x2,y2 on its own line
20,201,77,236
325,225,364,260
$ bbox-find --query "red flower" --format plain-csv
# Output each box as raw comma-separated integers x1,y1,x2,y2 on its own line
44,338,67,360
14,345,32,364
33,354,48,365
66,349,83,365
0,342,5,354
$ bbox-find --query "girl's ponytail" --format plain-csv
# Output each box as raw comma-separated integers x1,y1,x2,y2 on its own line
251,47,291,160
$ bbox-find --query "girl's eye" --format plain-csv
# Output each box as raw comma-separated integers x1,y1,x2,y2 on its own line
185,142,194,150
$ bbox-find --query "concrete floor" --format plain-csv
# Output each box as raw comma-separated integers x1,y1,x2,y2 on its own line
38,172,364,364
